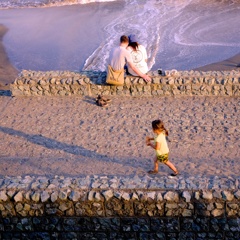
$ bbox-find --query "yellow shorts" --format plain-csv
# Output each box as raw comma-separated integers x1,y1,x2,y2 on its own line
156,153,169,163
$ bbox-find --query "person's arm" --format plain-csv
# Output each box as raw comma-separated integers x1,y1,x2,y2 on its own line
128,61,151,82
146,136,154,146
148,141,161,150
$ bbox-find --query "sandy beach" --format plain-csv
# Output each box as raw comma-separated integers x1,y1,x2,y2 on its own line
0,1,239,180
0,94,239,178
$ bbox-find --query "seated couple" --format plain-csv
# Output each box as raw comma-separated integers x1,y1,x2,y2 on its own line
107,35,151,85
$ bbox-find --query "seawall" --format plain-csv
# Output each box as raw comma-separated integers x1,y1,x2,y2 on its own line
10,70,240,97
0,175,239,239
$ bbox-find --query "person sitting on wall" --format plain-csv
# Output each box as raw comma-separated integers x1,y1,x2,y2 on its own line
106,35,151,86
127,34,149,77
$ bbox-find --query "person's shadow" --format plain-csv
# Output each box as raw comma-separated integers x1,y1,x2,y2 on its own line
0,126,144,176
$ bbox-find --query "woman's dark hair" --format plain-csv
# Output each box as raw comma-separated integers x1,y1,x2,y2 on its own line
128,42,139,51
152,120,169,136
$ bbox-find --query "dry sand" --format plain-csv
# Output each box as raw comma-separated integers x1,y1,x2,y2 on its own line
0,14,239,179
0,95,239,178
195,52,240,71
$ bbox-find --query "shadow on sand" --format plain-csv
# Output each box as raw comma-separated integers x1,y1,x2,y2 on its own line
0,126,145,177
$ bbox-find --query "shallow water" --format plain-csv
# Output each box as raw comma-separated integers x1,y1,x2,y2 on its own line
0,0,239,72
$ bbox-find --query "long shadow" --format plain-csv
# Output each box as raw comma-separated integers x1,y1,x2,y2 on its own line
0,126,144,175
0,126,107,158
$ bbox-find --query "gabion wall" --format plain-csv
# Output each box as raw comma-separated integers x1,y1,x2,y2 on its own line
10,70,240,97
0,175,239,239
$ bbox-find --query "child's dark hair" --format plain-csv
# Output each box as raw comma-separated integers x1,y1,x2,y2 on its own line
152,120,169,136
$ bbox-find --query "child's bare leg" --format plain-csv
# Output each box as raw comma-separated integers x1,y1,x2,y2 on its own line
165,161,178,174
148,157,159,174
154,157,159,172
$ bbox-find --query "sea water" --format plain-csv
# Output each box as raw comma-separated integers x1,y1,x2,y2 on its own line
0,0,239,71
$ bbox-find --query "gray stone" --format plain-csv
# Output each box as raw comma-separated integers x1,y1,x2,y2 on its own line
182,191,191,202
164,191,179,202
40,191,50,202
59,191,68,200
69,191,80,202
51,192,58,202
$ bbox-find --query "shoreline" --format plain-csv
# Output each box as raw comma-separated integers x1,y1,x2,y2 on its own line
0,24,19,90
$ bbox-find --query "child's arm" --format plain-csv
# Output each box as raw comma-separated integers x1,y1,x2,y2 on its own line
146,136,154,145
148,141,161,150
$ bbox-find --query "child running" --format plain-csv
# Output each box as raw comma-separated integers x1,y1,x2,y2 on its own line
146,119,179,177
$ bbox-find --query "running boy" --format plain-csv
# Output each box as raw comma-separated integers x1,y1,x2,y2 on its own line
146,119,179,177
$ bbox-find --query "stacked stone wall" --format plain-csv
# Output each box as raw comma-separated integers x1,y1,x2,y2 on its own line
10,70,240,97
0,175,239,239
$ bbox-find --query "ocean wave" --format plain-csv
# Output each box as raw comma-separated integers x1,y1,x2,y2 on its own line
0,0,116,9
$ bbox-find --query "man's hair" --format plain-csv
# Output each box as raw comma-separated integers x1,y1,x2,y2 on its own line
120,35,129,44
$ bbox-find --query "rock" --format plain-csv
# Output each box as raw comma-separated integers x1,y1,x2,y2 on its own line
164,191,179,202
211,209,224,217
15,202,23,212
202,190,213,200
182,209,192,217
156,192,163,201
182,191,191,202
31,192,40,202
234,190,240,199
69,191,80,202
222,191,234,201
59,191,68,200
102,190,113,201
59,202,71,212
122,192,130,201
0,191,8,201
146,192,156,201
40,191,50,202
14,191,23,202
51,192,58,203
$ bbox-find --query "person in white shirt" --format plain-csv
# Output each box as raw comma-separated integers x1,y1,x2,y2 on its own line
109,35,151,82
127,34,149,76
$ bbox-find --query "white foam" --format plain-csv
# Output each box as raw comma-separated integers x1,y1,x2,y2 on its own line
0,0,117,9
1,0,239,71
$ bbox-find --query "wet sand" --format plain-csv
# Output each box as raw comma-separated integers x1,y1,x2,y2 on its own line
0,19,239,90
0,24,19,90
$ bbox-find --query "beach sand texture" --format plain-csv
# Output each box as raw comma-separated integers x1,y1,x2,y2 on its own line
0,1,239,179
0,95,239,178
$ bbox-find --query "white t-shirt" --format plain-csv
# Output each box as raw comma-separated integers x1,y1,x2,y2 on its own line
109,46,133,71
154,132,169,156
127,44,148,76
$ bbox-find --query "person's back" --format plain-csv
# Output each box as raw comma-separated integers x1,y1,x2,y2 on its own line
109,35,132,71
127,34,149,76
108,35,151,83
